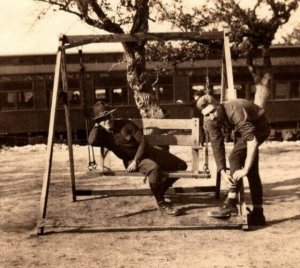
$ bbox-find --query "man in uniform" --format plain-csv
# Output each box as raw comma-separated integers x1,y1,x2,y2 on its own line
196,95,270,225
88,101,187,216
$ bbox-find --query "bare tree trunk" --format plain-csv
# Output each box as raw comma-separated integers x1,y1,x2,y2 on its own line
247,47,272,109
123,42,164,119
254,72,271,109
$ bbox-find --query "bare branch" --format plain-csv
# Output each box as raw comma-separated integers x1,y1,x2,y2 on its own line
36,0,83,17
88,0,124,33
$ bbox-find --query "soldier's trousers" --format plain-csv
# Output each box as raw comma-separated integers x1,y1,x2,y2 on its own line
124,147,188,203
229,116,270,206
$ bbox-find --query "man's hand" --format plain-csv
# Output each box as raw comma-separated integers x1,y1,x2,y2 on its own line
126,160,138,172
221,169,236,185
233,168,248,180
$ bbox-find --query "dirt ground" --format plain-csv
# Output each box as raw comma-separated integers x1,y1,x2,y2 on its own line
0,141,299,268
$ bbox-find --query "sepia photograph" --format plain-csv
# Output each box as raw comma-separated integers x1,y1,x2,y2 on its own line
1,0,300,267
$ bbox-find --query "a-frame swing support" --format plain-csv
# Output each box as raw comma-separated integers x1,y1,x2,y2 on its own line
37,30,238,235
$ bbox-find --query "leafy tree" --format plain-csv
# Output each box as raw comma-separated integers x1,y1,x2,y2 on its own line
35,0,160,118
35,0,211,119
283,23,300,44
159,0,299,108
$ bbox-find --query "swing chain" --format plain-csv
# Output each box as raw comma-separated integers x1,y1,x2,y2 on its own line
205,47,210,95
88,160,97,171
86,119,97,171
203,128,210,174
79,49,97,171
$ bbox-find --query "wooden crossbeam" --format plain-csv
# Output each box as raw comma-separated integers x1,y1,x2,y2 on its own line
94,170,210,179
62,31,224,49
131,118,197,129
144,135,197,146
75,186,217,196
37,223,245,233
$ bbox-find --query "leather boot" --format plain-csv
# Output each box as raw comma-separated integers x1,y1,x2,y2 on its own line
208,198,238,218
247,207,266,225
157,201,180,216
149,182,180,216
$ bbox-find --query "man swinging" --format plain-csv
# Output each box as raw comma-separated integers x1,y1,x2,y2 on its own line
88,101,188,216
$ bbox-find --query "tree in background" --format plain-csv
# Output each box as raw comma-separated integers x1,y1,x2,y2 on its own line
35,0,160,118
35,0,212,119
158,0,299,108
283,23,300,44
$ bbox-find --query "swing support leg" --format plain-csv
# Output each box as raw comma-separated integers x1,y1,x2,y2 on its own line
61,48,77,202
37,44,62,235
223,28,236,100
37,40,77,235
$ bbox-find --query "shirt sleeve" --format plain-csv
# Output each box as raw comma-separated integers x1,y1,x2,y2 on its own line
88,125,104,147
125,122,146,162
231,108,256,141
205,119,226,172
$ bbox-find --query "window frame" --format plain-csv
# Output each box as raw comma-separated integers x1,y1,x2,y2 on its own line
0,81,35,111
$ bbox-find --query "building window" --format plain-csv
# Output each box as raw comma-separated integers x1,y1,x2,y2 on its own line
111,87,128,105
153,85,174,103
0,81,34,111
274,82,289,99
46,79,81,107
18,91,34,109
290,82,300,99
94,87,128,105
0,92,17,110
95,88,108,102
67,80,81,106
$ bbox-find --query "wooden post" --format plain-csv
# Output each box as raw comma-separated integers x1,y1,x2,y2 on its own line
215,171,221,199
191,118,200,173
37,45,62,235
60,48,77,202
220,55,226,103
223,28,236,100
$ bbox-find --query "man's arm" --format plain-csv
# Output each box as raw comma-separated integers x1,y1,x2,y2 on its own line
205,120,227,173
231,108,259,180
233,136,258,180
126,122,146,172
130,122,147,162
88,123,106,147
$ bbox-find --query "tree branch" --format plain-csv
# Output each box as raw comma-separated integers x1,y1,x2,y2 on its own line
246,52,258,83
130,0,149,34
88,0,124,33
37,0,83,18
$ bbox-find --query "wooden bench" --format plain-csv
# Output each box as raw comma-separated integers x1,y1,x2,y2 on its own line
75,118,218,198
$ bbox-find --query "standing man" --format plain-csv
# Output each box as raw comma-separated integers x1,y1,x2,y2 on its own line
88,101,187,216
196,95,270,225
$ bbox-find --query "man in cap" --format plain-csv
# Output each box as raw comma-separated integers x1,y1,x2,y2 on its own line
196,95,270,225
88,101,187,216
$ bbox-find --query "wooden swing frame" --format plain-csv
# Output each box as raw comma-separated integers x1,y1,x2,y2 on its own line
37,29,246,235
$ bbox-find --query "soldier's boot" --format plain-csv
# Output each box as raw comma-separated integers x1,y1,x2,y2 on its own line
247,207,266,226
149,182,180,217
208,198,238,219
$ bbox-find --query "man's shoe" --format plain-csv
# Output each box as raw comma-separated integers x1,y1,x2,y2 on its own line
157,202,180,216
208,198,238,219
247,208,266,226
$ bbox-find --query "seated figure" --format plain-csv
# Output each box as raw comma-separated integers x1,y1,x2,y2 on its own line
88,101,188,216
